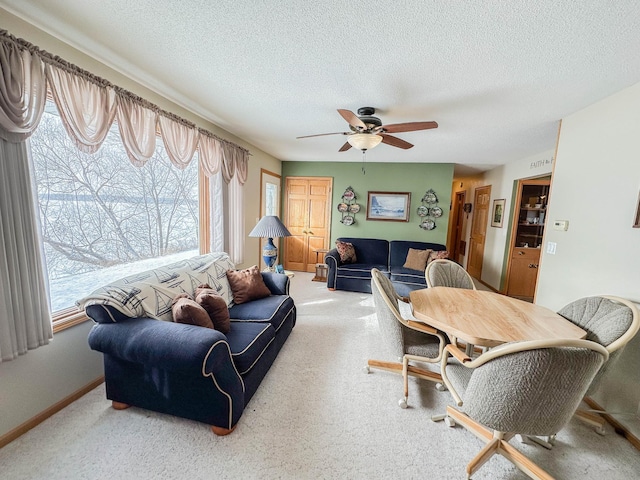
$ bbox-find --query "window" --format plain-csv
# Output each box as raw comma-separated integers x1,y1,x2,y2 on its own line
30,101,200,315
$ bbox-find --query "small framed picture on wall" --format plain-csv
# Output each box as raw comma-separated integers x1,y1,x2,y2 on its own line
366,191,411,222
491,198,505,228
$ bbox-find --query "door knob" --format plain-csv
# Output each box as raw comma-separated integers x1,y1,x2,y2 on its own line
308,231,314,235
302,230,308,234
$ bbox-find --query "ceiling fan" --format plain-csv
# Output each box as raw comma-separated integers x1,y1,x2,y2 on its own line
296,107,438,152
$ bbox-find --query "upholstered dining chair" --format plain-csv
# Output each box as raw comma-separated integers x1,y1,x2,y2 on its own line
368,268,447,408
425,259,477,354
425,259,476,290
557,295,639,434
435,338,608,480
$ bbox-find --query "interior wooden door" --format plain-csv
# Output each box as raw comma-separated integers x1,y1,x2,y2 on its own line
283,177,332,272
467,185,491,279
451,191,466,264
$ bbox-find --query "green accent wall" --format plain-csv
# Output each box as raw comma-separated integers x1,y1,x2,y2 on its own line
281,162,454,245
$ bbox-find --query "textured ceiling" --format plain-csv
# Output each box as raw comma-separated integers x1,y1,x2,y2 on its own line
3,1,640,173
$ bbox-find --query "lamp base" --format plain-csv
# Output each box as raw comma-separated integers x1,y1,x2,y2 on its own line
262,237,278,271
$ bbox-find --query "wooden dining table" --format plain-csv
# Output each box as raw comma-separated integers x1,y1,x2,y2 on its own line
409,286,586,348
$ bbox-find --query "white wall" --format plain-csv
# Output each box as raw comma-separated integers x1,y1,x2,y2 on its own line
480,149,555,290
536,81,640,437
453,150,554,290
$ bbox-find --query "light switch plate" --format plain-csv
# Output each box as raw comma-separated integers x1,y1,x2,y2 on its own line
546,242,557,255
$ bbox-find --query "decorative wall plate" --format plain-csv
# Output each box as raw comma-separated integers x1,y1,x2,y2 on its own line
419,219,436,230
417,205,429,217
337,203,348,213
342,215,355,226
430,206,443,218
422,192,437,204
342,190,355,201
348,204,361,213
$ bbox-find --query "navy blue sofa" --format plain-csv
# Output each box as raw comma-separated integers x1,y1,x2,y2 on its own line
79,253,296,436
326,238,447,296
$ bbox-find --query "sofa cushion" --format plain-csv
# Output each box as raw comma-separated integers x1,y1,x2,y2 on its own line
335,240,357,263
337,263,388,278
389,241,446,269
429,250,450,262
390,266,427,282
228,295,295,332
336,238,389,266
77,252,236,321
403,248,433,271
225,322,276,375
226,266,272,305
172,295,214,329
196,290,231,334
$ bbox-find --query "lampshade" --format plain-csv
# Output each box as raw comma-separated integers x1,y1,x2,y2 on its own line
248,216,291,271
248,215,292,238
347,133,383,151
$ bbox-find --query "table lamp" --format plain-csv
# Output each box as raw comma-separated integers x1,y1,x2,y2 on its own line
248,215,292,271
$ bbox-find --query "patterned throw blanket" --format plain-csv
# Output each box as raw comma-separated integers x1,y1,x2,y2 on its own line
76,253,235,322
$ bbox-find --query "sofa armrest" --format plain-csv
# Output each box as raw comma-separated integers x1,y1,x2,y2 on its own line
88,317,231,372
325,248,341,289
261,272,290,295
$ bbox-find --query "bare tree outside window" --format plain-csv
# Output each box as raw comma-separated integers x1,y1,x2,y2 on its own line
30,102,199,311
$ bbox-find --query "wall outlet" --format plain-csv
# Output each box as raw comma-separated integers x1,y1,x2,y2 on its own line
546,242,557,255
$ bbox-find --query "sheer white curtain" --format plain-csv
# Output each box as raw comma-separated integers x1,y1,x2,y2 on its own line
158,114,198,169
0,35,52,362
115,91,158,166
199,132,225,252
222,144,248,264
0,30,252,360
45,64,117,154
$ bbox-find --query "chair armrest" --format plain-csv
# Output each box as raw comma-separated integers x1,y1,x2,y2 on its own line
407,319,438,335
325,249,341,289
445,344,473,364
261,272,290,295
88,317,231,372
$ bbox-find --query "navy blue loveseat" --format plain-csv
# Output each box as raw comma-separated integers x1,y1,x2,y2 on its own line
326,238,447,296
78,253,296,436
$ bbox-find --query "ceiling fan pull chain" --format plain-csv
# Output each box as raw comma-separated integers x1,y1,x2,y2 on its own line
362,150,366,175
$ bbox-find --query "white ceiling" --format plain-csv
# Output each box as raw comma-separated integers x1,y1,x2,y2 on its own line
3,1,640,174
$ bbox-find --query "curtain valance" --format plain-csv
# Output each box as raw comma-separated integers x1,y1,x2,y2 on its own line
0,29,249,177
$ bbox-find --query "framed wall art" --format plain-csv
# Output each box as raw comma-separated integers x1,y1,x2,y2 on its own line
366,191,411,222
491,198,505,227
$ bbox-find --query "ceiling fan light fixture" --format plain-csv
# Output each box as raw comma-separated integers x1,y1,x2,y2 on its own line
347,133,383,151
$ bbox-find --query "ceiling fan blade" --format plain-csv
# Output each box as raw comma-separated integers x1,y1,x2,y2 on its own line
382,121,438,133
337,109,367,130
338,142,352,152
296,132,349,139
381,134,414,149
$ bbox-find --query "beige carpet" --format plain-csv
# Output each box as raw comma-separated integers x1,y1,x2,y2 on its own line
1,272,638,479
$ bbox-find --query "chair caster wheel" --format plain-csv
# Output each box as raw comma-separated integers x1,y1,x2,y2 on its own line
364,365,371,374
435,382,447,392
398,398,408,409
444,416,456,428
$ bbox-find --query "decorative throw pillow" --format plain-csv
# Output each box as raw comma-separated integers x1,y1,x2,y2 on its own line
194,284,231,333
403,248,433,271
428,250,450,264
172,294,214,329
226,265,272,305
335,240,357,264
